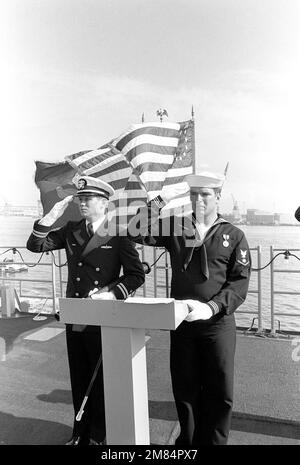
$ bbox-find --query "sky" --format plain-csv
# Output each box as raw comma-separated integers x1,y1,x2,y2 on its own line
1,0,300,220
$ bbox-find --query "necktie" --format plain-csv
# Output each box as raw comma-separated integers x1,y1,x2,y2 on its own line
87,223,94,237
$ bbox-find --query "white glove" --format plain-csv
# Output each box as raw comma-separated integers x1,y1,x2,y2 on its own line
90,291,116,300
184,300,213,322
160,182,190,204
39,195,74,227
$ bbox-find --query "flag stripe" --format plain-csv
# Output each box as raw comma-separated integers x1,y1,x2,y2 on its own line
130,152,174,167
69,151,128,173
84,161,132,178
125,143,176,160
116,189,147,199
67,145,115,165
164,166,194,186
121,133,178,153
78,152,126,171
139,171,172,185
63,119,194,230
66,149,94,165
115,123,180,151
131,162,174,173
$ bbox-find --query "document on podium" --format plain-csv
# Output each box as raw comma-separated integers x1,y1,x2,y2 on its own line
124,297,175,305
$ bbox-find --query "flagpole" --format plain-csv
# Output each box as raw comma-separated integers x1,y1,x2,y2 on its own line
191,105,196,174
221,162,229,190
224,162,229,177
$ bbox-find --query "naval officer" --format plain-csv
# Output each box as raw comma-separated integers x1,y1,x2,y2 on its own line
128,170,251,445
27,176,145,445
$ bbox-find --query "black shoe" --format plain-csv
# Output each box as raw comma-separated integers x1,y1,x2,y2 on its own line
65,436,89,446
89,437,106,446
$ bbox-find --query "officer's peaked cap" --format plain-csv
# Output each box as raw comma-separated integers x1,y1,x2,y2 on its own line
75,176,115,199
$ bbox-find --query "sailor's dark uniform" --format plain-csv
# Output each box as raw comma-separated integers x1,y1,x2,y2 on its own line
27,218,145,443
129,201,251,445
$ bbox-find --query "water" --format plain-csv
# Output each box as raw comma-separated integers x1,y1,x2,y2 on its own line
0,216,300,332
236,225,300,332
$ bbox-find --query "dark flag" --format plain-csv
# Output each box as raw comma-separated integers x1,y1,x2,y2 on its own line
34,160,81,228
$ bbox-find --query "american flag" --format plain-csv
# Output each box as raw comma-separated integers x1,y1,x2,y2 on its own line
65,119,195,229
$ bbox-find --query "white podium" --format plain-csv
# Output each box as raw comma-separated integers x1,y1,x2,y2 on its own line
59,297,188,445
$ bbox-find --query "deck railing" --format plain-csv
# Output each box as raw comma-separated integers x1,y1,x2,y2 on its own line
0,248,57,306
270,247,300,336
0,245,299,335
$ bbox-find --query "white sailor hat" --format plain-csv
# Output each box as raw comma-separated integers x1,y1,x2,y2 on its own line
75,175,115,199
184,171,225,189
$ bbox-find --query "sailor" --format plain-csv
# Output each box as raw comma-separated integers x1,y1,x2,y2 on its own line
128,170,251,445
27,175,145,445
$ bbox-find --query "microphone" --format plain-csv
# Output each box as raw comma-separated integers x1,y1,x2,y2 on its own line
142,261,151,274
295,207,300,222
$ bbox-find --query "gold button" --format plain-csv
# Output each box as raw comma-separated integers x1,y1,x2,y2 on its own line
76,277,81,281
75,292,79,297
78,262,83,267
96,267,100,271
94,280,99,285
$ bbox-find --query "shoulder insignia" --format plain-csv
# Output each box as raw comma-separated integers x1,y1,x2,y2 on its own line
237,249,249,266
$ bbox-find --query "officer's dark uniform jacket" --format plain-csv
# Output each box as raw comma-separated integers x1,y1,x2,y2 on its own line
129,200,251,318
27,218,145,305
27,216,144,443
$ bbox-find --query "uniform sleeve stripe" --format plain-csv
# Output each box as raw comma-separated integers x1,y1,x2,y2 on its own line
207,300,220,316
116,285,127,299
117,282,129,299
32,230,49,238
119,282,129,298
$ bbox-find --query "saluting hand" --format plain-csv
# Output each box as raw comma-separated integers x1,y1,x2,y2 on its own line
160,182,190,204
184,300,213,322
39,195,74,227
147,182,190,203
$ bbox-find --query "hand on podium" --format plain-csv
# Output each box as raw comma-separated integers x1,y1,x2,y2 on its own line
184,300,213,321
89,289,117,300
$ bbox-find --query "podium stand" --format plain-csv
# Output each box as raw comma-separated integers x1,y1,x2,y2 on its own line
0,285,15,317
59,297,188,445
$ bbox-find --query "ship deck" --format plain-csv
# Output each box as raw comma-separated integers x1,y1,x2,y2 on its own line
0,311,299,448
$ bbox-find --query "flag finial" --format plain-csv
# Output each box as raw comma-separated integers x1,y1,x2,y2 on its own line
224,162,229,177
156,108,168,122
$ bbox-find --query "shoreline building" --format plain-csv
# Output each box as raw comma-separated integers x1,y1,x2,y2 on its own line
0,203,39,217
222,208,281,226
245,209,280,225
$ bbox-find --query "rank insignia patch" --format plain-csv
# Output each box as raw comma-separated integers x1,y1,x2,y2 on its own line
237,249,250,266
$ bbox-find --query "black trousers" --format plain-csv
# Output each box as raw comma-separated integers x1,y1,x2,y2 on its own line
170,314,236,445
66,325,105,442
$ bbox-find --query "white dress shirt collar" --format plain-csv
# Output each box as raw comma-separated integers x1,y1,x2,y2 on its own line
86,216,105,233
